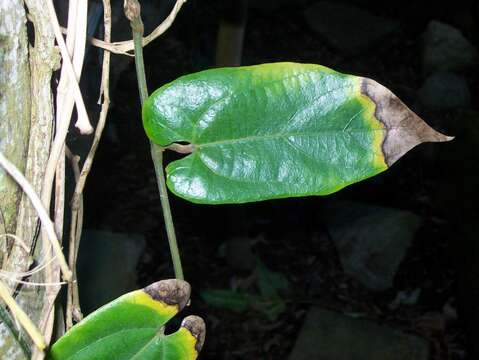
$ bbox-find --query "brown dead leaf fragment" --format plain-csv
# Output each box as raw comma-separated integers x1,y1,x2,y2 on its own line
361,78,453,166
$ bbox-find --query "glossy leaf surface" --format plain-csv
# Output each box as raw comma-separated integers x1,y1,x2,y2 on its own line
48,280,205,360
143,62,452,204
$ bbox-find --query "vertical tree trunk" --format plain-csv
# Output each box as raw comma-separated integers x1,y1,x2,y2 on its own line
0,0,31,264
0,0,57,358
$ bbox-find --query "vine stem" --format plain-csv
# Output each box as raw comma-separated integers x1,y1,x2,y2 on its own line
151,145,184,280
125,0,184,280
0,280,45,352
0,290,32,358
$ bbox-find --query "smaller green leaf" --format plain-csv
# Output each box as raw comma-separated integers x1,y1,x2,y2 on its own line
200,289,287,321
200,290,253,313
256,260,290,298
49,279,205,360
253,299,287,322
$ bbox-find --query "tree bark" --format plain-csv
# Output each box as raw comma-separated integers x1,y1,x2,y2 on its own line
0,0,31,265
0,0,57,358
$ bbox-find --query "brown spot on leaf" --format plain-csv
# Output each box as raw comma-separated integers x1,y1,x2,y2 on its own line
181,315,206,352
144,279,191,310
361,78,453,166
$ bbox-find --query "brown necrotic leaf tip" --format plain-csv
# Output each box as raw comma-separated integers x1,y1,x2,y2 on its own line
144,279,191,310
182,315,206,352
361,78,453,167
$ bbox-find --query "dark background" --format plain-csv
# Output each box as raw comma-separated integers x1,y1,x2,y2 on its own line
71,0,479,359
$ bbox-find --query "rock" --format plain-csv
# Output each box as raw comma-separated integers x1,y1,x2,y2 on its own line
289,307,429,360
77,230,145,314
389,288,422,310
304,2,398,55
418,72,470,111
421,20,479,75
322,202,420,291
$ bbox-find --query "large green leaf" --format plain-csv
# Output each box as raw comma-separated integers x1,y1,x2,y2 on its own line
48,280,205,360
143,62,452,204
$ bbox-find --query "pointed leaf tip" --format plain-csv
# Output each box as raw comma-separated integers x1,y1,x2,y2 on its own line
360,78,453,166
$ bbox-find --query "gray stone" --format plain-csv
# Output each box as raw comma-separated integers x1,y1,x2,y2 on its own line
323,202,420,291
421,20,479,75
418,72,471,111
77,230,145,314
304,2,398,55
289,307,429,360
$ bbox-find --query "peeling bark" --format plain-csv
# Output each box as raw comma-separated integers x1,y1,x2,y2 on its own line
5,0,58,279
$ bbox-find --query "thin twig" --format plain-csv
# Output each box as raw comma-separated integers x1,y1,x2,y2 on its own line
46,0,92,134
166,143,194,154
65,0,112,329
0,276,66,287
0,234,60,283
58,0,89,136
37,2,89,353
1,233,30,255
0,280,46,351
54,0,79,243
0,152,72,281
91,0,186,55
125,0,184,280
65,148,82,330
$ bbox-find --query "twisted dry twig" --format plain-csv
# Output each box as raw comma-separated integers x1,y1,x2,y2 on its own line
0,153,71,281
90,0,186,56
65,0,112,329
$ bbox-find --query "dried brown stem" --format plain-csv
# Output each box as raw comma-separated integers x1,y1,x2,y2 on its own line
0,280,46,351
166,143,194,154
46,0,92,134
0,153,71,281
65,0,112,330
36,1,89,355
65,148,82,330
90,0,186,55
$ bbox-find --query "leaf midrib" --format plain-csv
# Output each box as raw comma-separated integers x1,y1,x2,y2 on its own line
195,127,386,149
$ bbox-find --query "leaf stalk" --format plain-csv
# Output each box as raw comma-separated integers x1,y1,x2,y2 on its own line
126,0,184,280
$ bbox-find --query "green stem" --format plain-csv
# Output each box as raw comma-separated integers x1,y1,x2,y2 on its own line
132,27,148,106
128,1,184,280
151,145,184,280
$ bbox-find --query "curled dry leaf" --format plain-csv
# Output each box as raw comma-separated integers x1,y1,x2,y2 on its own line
143,62,453,204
